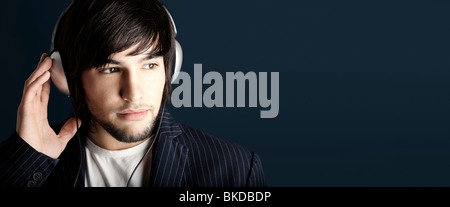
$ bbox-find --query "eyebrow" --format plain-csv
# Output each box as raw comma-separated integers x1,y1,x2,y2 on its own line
105,53,160,65
105,59,121,65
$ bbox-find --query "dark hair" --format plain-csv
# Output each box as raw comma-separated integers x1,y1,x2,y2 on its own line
53,0,175,126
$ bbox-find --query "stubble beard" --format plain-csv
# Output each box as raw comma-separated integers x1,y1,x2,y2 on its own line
91,105,160,143
95,115,156,143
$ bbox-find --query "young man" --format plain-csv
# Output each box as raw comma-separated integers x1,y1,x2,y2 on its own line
0,0,266,187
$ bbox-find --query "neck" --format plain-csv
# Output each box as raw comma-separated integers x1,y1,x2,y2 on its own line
87,122,151,151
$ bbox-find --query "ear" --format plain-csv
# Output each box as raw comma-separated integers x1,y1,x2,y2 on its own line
50,51,70,96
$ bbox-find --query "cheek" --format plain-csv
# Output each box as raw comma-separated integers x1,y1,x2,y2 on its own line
153,69,166,92
143,69,166,103
81,72,117,115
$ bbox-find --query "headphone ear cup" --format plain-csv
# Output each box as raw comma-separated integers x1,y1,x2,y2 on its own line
50,51,70,96
171,40,183,84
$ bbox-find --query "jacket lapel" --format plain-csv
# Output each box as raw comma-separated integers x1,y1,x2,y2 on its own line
149,110,189,187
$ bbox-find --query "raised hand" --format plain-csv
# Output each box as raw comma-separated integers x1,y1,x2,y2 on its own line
16,53,80,159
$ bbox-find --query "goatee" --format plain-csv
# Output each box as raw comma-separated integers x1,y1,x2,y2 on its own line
92,105,163,143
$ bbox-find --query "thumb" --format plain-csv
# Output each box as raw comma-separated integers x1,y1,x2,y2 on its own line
58,117,82,144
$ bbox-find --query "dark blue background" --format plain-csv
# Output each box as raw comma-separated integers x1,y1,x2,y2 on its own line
1,0,449,186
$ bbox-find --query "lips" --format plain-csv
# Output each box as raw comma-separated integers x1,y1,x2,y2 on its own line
117,109,148,121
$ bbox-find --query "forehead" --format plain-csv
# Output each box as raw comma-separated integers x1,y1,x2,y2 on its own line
107,43,162,63
114,42,155,57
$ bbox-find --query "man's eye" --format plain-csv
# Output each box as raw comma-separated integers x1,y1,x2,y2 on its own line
143,63,157,70
99,67,119,74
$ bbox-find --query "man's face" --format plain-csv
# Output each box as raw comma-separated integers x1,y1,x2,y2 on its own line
81,44,165,143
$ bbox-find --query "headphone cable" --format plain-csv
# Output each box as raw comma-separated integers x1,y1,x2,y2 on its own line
72,98,82,187
125,104,165,187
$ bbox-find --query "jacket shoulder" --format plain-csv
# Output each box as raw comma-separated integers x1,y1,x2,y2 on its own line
177,121,252,157
166,115,266,186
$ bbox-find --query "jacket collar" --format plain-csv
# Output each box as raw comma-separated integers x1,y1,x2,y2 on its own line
148,108,190,187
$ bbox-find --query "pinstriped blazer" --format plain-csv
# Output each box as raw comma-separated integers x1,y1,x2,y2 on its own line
0,109,266,187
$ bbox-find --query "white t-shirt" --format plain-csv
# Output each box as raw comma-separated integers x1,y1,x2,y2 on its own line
84,138,153,187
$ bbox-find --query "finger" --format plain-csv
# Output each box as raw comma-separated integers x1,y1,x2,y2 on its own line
40,77,51,103
26,70,50,104
22,70,51,104
37,53,47,66
32,54,49,80
26,56,52,87
58,117,81,144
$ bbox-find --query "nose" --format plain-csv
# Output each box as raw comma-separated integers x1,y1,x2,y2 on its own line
120,70,143,102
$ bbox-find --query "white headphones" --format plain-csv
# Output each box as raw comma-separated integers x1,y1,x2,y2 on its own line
49,2,183,97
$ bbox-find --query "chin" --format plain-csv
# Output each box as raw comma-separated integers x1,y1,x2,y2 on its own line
122,127,148,137
112,126,153,143
95,116,155,143
117,121,151,133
